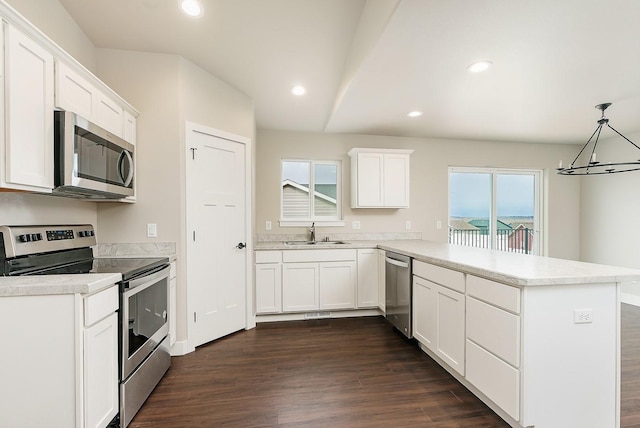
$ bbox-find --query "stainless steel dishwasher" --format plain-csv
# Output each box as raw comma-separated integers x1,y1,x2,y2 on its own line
385,251,412,338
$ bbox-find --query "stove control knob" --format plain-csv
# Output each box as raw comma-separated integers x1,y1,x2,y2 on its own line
18,234,31,242
78,231,86,238
30,233,41,242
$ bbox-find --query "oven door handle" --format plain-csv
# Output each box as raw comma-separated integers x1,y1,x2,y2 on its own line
124,265,170,294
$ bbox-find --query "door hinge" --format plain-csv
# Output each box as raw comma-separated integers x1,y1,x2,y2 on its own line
190,147,197,160
193,312,197,323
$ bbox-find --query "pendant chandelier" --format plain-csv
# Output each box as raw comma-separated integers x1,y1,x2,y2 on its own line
557,103,640,175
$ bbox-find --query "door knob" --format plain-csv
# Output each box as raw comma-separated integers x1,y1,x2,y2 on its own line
236,242,246,249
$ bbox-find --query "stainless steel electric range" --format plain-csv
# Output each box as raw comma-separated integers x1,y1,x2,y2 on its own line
0,224,171,428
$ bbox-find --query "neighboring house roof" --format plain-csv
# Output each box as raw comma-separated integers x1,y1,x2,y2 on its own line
449,220,479,231
282,179,336,204
468,219,512,230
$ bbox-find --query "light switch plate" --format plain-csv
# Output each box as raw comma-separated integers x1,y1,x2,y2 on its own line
352,220,361,230
405,220,411,230
147,223,158,238
265,221,272,231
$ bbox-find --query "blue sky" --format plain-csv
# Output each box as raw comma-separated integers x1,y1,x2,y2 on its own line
449,172,534,217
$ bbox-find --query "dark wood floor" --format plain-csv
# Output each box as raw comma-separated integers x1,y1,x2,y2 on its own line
130,304,640,428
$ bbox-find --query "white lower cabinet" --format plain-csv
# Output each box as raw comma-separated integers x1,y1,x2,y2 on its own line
0,284,118,428
412,267,465,376
377,249,385,311
356,248,379,308
319,261,356,310
282,262,319,311
84,312,118,428
466,340,520,420
465,275,522,421
255,251,283,314
256,249,359,314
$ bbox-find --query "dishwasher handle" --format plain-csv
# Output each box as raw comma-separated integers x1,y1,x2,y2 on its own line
385,257,410,268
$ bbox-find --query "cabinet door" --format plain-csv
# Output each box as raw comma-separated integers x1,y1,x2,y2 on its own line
84,312,118,428
357,249,378,308
4,24,54,191
123,110,137,144
282,263,319,312
377,250,386,312
383,153,410,207
436,285,465,375
55,61,94,119
355,152,384,207
94,91,123,138
256,263,282,313
319,261,356,310
412,276,437,351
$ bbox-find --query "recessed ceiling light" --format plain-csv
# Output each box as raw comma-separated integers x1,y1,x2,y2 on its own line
467,61,492,73
407,111,423,118
291,85,306,96
181,0,202,17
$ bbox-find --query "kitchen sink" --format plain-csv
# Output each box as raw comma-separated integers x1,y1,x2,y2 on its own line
283,240,349,246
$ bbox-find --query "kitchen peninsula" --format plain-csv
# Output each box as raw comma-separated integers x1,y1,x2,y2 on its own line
255,239,640,428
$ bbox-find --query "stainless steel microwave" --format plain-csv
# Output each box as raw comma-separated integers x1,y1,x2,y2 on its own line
53,110,134,199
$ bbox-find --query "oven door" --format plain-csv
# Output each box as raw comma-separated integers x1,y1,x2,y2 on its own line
121,265,170,380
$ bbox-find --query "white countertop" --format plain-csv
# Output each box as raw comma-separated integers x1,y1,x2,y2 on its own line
0,273,122,297
382,240,640,286
257,239,640,287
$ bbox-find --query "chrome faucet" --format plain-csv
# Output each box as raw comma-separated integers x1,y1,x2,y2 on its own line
309,222,316,242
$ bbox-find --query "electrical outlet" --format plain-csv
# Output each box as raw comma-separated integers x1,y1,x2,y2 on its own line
265,221,272,231
352,220,361,230
405,220,411,230
574,309,593,324
146,223,157,238
436,220,442,230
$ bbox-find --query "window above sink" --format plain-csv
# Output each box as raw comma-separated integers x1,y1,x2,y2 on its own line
280,159,345,227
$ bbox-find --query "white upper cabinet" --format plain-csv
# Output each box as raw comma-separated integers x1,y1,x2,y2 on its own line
348,148,413,208
55,61,131,141
2,23,54,192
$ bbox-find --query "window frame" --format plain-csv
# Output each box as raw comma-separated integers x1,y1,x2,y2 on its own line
448,166,544,255
279,158,344,227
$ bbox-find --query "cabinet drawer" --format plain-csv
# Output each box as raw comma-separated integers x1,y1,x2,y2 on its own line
256,250,282,263
467,296,520,367
466,340,520,421
84,285,118,327
467,275,520,313
283,249,356,263
413,261,465,293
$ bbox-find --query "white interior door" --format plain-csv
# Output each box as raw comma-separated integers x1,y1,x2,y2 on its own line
186,124,248,348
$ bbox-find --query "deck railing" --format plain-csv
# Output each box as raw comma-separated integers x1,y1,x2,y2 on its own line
448,228,533,254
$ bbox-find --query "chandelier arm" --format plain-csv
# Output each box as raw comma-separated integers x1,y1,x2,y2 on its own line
606,124,640,151
571,124,601,166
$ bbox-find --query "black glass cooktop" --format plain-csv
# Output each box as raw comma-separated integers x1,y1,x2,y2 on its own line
91,257,169,281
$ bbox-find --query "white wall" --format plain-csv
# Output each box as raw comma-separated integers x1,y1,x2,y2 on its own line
94,49,254,343
0,193,96,226
256,130,582,260
4,0,97,72
581,131,640,269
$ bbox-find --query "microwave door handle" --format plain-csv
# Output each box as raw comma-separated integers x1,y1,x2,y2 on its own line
117,150,134,187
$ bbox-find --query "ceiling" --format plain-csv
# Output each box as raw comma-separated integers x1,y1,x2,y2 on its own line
57,0,640,145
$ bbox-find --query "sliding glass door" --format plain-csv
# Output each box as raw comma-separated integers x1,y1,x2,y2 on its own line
448,168,542,255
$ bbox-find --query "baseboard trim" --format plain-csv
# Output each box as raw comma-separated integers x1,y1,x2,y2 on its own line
256,308,382,323
170,340,195,356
